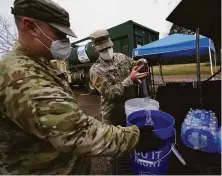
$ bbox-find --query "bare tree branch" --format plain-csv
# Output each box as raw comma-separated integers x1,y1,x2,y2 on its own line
168,24,195,35
0,14,17,57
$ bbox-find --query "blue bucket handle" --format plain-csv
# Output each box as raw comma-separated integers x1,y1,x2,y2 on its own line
134,129,176,166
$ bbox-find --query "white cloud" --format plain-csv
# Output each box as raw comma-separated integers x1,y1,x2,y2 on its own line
54,0,181,40
0,0,181,41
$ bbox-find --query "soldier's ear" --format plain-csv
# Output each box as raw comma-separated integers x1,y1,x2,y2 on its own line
22,17,38,37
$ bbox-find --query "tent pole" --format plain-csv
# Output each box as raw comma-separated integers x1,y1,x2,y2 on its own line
213,50,217,72
196,27,203,109
196,28,201,83
148,65,153,97
208,46,214,77
151,66,155,98
159,62,165,85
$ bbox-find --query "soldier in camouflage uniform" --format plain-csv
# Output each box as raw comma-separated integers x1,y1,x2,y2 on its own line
89,29,148,126
0,0,158,174
89,30,148,171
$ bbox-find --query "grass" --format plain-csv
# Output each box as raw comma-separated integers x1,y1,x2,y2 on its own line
152,63,220,75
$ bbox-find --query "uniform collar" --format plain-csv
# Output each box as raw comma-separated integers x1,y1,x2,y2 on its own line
13,41,55,69
12,42,69,89
98,55,115,70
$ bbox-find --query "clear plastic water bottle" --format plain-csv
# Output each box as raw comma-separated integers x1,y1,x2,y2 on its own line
210,126,217,132
206,111,211,120
189,109,195,116
181,122,191,135
211,121,218,128
181,109,219,153
186,115,192,120
200,111,205,119
211,113,218,124
199,134,208,149
202,126,208,131
184,119,191,124
209,122,216,128
217,128,221,154
187,132,202,149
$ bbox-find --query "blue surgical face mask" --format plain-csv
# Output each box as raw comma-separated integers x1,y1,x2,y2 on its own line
35,23,71,60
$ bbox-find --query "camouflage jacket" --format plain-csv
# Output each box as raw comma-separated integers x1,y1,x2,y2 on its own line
89,53,138,126
0,42,139,175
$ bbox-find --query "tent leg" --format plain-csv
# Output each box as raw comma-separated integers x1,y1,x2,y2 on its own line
208,47,214,78
151,66,155,98
196,27,203,109
213,51,217,72
159,62,165,85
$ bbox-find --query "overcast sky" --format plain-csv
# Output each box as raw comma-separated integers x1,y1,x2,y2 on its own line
0,0,181,42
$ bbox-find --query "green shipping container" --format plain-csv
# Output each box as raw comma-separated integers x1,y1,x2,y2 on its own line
68,20,159,67
108,20,159,57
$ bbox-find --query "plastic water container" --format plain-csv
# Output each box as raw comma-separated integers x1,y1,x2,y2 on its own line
127,110,175,175
181,109,219,153
125,98,159,118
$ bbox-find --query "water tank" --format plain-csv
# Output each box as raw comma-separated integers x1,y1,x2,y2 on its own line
67,42,99,65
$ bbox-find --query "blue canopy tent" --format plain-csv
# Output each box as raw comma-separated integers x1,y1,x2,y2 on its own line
132,34,216,76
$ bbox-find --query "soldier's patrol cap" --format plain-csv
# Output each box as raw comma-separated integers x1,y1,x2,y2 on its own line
11,0,77,38
89,29,113,51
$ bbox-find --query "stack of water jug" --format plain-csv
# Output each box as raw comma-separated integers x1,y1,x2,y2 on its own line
181,109,221,154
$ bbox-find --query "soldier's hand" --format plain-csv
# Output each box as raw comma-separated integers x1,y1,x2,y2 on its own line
130,65,148,83
135,126,166,152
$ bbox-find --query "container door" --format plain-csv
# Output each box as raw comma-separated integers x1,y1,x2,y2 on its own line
112,37,129,57
121,37,129,56
113,39,122,53
134,27,159,47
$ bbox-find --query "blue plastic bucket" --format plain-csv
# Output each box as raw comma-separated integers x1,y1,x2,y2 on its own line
127,110,176,175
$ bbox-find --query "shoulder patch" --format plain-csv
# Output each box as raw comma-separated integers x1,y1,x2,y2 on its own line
92,75,104,86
